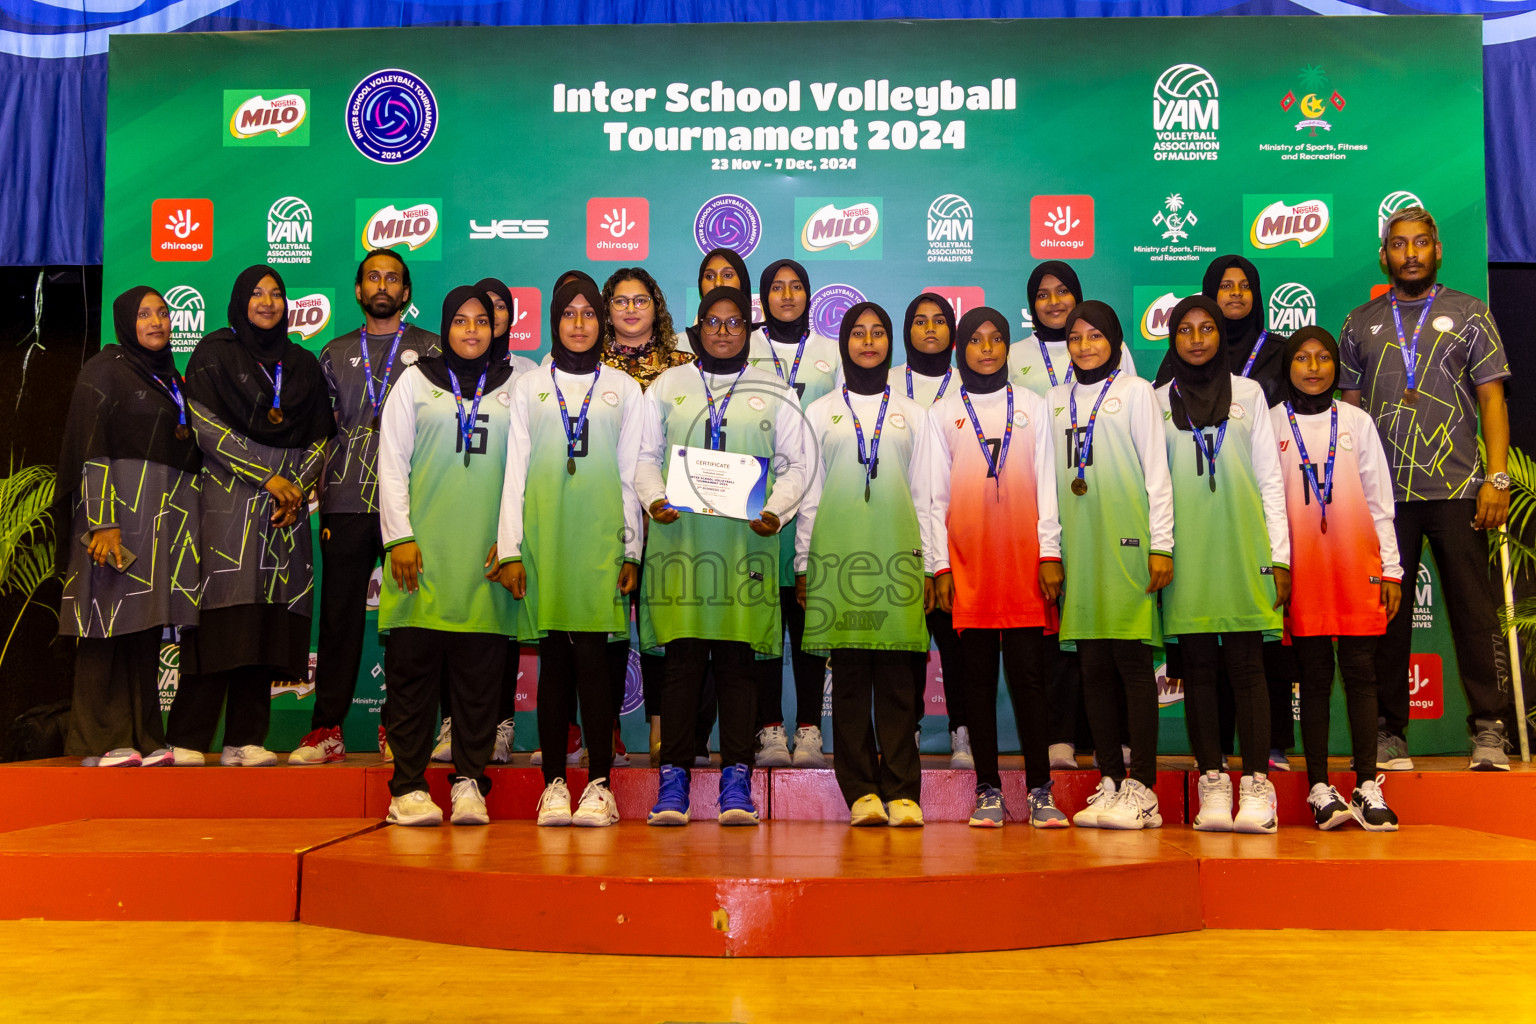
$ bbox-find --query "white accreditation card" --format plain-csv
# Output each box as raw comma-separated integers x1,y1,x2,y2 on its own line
664,445,770,520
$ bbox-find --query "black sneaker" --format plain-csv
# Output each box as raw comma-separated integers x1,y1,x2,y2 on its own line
1307,782,1353,830
1349,776,1400,832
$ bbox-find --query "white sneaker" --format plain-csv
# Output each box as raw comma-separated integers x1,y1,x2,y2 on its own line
430,718,454,762
949,727,975,770
1100,778,1162,830
1194,770,1234,832
536,778,573,827
492,718,515,764
386,789,442,827
449,777,489,825
791,725,827,768
287,726,345,765
1049,742,1077,770
1307,782,1353,830
82,747,142,767
1234,774,1278,834
220,744,277,767
171,747,205,766
572,778,620,827
1073,776,1119,827
140,747,175,768
755,725,792,767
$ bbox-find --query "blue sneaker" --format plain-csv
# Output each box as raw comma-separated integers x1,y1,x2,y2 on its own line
647,764,691,825
968,785,1005,828
1028,780,1070,829
717,764,759,825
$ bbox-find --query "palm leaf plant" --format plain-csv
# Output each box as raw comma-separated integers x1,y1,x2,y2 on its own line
0,461,58,666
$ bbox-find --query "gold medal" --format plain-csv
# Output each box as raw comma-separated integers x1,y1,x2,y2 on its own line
267,407,284,425
1403,388,1418,406
1071,477,1088,496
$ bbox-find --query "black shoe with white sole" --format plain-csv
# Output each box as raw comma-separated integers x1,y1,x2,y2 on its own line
1307,782,1353,830
1349,776,1399,832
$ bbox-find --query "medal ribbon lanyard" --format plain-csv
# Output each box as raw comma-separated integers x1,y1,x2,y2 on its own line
1389,284,1441,402
697,362,746,450
842,384,891,503
448,364,488,466
1171,381,1227,492
361,320,409,426
905,365,951,403
960,384,1013,500
552,364,600,474
1284,400,1339,533
1068,369,1120,495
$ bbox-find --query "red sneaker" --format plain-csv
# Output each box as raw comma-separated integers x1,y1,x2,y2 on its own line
566,722,584,765
288,725,345,765
612,723,630,767
378,724,393,763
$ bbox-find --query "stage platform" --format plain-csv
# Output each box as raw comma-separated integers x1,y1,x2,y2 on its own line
1,756,1532,956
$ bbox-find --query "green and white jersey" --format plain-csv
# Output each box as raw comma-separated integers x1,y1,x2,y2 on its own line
634,361,811,656
1011,336,1139,398
1155,374,1290,637
377,364,518,636
747,328,840,587
887,363,957,407
497,364,646,641
796,388,929,653
1047,373,1173,643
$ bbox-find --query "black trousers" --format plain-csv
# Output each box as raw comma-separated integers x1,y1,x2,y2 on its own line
661,638,756,771
1046,641,1094,748
66,627,166,757
960,627,1049,790
497,640,520,722
538,631,615,785
313,513,385,730
1217,642,1297,754
1378,498,1514,736
385,627,503,797
165,664,274,750
1078,638,1159,788
1181,631,1269,775
1294,634,1379,789
832,648,922,805
911,608,967,732
756,586,827,728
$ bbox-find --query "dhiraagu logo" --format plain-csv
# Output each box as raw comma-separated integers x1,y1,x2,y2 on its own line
223,90,310,146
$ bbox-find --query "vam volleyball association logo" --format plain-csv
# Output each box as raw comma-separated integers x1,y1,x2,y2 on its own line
266,196,312,265
694,195,762,257
164,285,205,354
1378,190,1424,238
1152,63,1220,161
926,194,973,263
346,69,438,164
1268,282,1317,332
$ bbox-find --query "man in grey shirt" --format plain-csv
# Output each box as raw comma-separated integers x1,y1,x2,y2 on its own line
1339,206,1515,771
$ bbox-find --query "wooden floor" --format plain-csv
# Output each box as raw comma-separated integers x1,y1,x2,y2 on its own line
2,921,1533,1022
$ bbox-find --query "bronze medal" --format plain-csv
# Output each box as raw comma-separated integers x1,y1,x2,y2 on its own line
1321,515,1329,535
267,407,284,425
174,424,190,441
369,413,381,431
1071,477,1088,497
567,457,577,475
864,481,871,503
1403,388,1419,406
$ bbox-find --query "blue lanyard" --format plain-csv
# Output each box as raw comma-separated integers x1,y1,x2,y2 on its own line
960,384,1013,498
1068,369,1120,493
361,320,409,426
768,332,808,388
1172,381,1227,492
905,365,951,403
447,364,487,467
551,364,600,474
1040,340,1072,387
258,360,284,424
697,362,745,450
154,373,189,439
842,384,891,502
1239,331,1269,378
1389,284,1441,396
1284,400,1339,533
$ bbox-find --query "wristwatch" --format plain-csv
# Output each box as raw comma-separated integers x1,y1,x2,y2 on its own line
1489,472,1512,491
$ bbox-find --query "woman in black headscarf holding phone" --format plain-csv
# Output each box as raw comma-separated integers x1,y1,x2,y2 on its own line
166,264,335,767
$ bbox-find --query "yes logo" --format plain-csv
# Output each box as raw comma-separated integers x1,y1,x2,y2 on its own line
587,197,649,259
1030,195,1094,258
151,198,213,261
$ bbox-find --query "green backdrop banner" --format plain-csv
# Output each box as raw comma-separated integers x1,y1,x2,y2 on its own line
107,17,1485,756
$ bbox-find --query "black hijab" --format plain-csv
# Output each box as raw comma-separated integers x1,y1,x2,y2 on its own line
697,247,750,295
1283,325,1340,416
554,269,599,293
759,258,810,345
182,265,333,448
902,292,957,377
549,278,606,375
418,286,513,393
838,302,894,395
477,277,517,364
694,287,752,375
112,285,178,382
1063,301,1124,386
1203,254,1286,404
955,306,1012,395
1165,295,1232,431
1026,261,1084,342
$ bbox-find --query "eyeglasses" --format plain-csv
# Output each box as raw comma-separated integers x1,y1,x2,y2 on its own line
608,296,652,311
700,316,747,334
561,308,599,322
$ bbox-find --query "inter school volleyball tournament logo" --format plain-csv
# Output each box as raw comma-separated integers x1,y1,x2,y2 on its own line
694,195,762,257
926,194,973,264
1152,63,1220,161
164,285,205,354
286,291,333,344
266,196,312,265
809,284,866,338
356,199,442,260
346,69,438,164
1279,64,1346,136
796,198,883,259
1245,195,1333,256
1378,190,1424,238
1268,283,1317,333
224,90,309,145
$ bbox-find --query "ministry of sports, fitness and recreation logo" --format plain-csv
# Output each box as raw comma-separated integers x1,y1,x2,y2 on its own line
1135,192,1214,264
1268,282,1318,333
346,69,438,164
224,91,309,146
809,284,866,338
1152,63,1220,161
1378,190,1424,239
796,198,883,260
356,199,443,260
694,194,761,257
926,194,973,264
286,290,333,345
1245,195,1333,257
164,285,204,354
1279,64,1346,136
266,196,312,265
